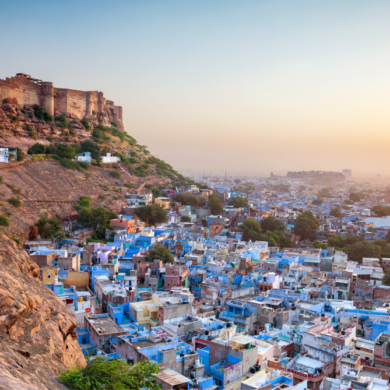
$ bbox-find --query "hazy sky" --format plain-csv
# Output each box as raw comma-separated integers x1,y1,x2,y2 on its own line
1,1,389,176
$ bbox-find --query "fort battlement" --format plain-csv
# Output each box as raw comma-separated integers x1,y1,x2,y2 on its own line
0,73,123,128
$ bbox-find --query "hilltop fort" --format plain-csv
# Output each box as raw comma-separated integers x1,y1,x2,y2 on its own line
0,73,124,131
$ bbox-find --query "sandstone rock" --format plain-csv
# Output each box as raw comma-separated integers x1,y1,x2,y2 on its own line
1,104,17,115
0,234,85,390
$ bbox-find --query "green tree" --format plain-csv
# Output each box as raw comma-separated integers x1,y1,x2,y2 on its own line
294,211,320,240
57,144,76,160
347,241,381,263
229,196,249,208
312,199,323,206
386,230,390,243
16,148,25,161
372,205,390,216
35,216,62,239
382,271,390,286
349,192,361,203
28,142,46,155
201,219,208,227
91,207,118,239
79,196,92,208
314,240,327,249
260,216,285,232
330,208,342,218
57,357,161,390
241,219,262,242
328,236,347,250
152,188,161,198
80,140,101,160
174,193,203,208
318,188,331,198
78,207,93,227
135,205,168,226
181,216,191,222
234,179,241,185
208,195,223,215
145,244,174,264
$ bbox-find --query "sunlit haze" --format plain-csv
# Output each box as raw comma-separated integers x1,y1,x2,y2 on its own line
2,0,389,176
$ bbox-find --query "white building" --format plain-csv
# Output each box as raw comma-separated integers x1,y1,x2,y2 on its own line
102,153,120,164
77,152,92,163
0,148,9,163
365,216,390,228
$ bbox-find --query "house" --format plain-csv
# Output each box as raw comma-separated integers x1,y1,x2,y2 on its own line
0,148,9,163
155,197,171,210
101,153,120,163
77,152,91,163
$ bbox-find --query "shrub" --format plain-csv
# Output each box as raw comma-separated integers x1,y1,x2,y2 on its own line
0,176,2,184
60,158,85,171
2,98,9,104
79,197,92,208
45,145,57,154
24,125,33,132
28,130,37,138
28,143,46,155
0,124,4,130
81,119,90,129
92,110,96,115
111,121,118,128
124,183,133,189
8,198,23,207
113,195,120,200
16,148,24,161
21,109,26,114
10,237,20,244
110,171,120,179
7,114,18,123
33,104,53,122
48,135,54,142
79,161,89,169
98,194,106,200
0,215,10,227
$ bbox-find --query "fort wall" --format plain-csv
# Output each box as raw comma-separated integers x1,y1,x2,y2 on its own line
0,73,123,126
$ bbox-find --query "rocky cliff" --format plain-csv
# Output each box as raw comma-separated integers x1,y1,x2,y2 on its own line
0,233,85,390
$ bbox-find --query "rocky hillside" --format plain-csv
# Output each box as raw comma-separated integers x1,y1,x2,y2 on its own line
0,159,170,243
0,233,85,390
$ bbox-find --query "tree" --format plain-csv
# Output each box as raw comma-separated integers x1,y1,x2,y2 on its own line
260,216,285,232
229,196,249,208
181,216,191,222
57,357,161,390
294,211,320,240
330,208,342,218
386,230,390,244
145,244,174,264
35,216,62,239
28,142,46,155
0,215,10,227
91,207,118,239
80,140,101,160
372,205,390,216
383,271,390,286
234,179,241,185
201,219,208,227
318,188,331,198
174,193,203,208
347,241,381,263
57,143,76,160
314,240,327,249
328,236,347,250
349,192,361,203
152,188,161,198
312,199,323,206
16,148,25,161
241,219,262,242
135,205,168,226
208,195,223,215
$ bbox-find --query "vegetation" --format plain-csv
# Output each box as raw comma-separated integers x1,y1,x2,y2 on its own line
80,140,101,160
372,205,390,216
241,182,255,197
57,357,161,390
0,215,10,227
145,244,174,264
270,183,290,192
174,192,203,208
181,216,191,222
314,240,327,249
28,142,46,155
349,192,361,203
135,205,168,226
207,195,223,215
33,104,53,122
383,271,390,287
260,216,285,232
79,196,92,208
294,211,320,240
260,230,293,248
201,219,208,227
8,198,23,207
77,207,117,239
110,171,121,179
312,199,323,206
229,196,249,208
81,119,90,129
330,207,342,218
60,158,88,171
241,219,262,242
35,216,63,239
318,188,331,198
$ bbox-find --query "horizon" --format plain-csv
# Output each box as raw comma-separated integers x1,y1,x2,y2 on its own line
1,0,389,176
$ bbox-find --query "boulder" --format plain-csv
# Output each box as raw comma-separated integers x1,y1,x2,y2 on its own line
0,234,85,389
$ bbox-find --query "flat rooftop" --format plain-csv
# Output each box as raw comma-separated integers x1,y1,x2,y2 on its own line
87,316,123,334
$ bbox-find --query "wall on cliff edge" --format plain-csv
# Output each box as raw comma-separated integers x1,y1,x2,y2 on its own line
0,233,86,390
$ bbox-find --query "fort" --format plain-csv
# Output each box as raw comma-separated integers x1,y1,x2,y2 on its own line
0,73,123,130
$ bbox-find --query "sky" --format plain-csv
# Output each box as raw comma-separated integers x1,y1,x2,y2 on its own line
1,0,389,177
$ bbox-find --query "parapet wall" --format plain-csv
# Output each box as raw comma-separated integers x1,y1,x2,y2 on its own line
0,73,123,124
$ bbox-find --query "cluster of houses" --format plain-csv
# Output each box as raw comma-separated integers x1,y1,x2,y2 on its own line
24,175,390,390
